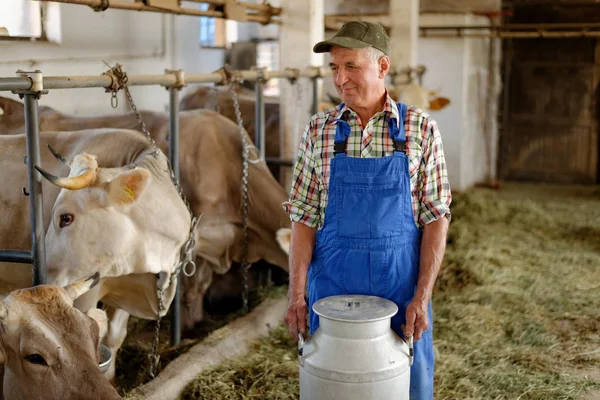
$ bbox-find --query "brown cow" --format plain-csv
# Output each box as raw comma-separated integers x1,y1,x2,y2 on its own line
0,273,121,400
0,96,291,329
179,85,281,162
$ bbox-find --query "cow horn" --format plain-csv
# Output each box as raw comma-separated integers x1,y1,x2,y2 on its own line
35,165,97,190
63,272,100,303
47,144,69,166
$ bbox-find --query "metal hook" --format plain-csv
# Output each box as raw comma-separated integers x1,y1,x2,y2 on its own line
22,187,29,196
182,260,196,277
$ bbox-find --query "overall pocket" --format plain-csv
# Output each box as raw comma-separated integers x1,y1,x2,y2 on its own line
336,175,405,239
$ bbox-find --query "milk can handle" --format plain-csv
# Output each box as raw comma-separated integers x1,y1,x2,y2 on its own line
298,333,305,367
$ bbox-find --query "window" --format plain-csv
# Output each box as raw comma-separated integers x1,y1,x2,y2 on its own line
0,0,61,42
198,2,226,48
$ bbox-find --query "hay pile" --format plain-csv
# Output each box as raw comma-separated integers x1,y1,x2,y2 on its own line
180,325,298,400
179,183,600,400
116,284,287,396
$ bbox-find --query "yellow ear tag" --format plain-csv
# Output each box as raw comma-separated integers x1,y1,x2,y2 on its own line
123,184,136,201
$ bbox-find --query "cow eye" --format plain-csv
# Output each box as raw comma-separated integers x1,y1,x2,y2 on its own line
59,213,74,228
25,353,48,366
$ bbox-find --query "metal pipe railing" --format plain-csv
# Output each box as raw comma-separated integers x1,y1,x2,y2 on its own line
254,71,266,162
23,92,47,286
0,65,329,347
0,250,33,264
168,83,182,345
0,68,332,92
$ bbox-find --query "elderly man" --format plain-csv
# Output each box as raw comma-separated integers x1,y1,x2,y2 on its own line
282,21,451,398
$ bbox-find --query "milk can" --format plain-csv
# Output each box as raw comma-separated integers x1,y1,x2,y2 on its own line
298,294,413,400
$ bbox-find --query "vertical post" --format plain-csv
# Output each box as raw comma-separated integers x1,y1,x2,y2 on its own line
390,0,420,84
279,0,324,191
24,95,46,286
311,76,320,116
499,38,513,181
168,79,181,346
254,69,266,161
20,70,47,286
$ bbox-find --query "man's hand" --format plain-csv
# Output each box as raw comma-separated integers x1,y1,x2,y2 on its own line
285,222,316,341
403,296,430,341
285,293,308,341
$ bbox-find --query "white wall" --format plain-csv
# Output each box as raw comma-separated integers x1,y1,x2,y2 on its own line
420,14,501,192
0,3,227,115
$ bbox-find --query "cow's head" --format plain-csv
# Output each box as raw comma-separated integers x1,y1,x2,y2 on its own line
389,83,450,111
0,274,121,400
36,149,190,298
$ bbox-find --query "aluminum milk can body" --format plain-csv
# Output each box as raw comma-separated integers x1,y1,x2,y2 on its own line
299,295,412,400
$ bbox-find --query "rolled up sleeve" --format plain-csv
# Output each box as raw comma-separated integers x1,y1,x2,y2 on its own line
417,117,452,227
282,121,321,228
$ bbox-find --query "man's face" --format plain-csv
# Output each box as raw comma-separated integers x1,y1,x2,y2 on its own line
329,46,385,110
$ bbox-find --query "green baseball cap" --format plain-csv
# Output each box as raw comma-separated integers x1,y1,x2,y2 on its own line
313,21,389,55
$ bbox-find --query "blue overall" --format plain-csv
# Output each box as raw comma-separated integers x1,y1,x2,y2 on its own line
307,102,435,399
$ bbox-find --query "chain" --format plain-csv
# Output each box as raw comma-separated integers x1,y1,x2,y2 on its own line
226,76,251,315
148,287,164,379
103,63,200,378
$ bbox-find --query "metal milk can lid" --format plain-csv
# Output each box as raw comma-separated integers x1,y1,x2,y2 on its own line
313,294,398,323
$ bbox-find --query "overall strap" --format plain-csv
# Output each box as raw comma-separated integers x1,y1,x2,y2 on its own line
332,103,351,155
333,101,409,156
389,101,408,153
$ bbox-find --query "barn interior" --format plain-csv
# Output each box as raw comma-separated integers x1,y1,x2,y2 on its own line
0,0,599,399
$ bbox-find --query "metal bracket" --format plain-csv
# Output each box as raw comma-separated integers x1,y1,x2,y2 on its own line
164,69,186,90
308,66,327,80
285,68,300,84
251,66,268,83
12,70,49,98
214,64,244,87
224,0,249,22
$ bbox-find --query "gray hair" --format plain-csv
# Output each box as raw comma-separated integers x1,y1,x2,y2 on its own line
363,46,386,63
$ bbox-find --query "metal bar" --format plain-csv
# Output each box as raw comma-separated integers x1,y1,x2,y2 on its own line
23,94,47,286
168,86,181,346
0,251,33,264
0,77,32,91
36,0,225,17
265,157,294,167
163,0,282,15
255,76,266,161
0,68,332,92
311,76,320,116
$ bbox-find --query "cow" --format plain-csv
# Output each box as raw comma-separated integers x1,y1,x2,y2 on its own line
179,85,283,177
0,127,192,380
0,96,291,330
0,273,121,400
178,83,450,170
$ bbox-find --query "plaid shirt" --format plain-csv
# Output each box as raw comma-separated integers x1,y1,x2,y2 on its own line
283,92,452,230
